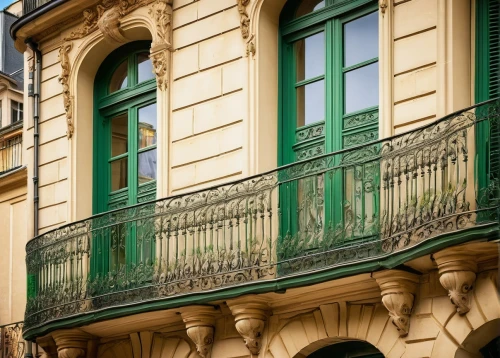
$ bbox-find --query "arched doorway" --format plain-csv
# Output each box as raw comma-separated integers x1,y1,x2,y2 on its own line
307,341,383,358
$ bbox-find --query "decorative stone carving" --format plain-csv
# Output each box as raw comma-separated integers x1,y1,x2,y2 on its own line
379,0,388,14
236,0,251,39
58,42,74,138
180,306,219,358
227,297,270,355
373,270,420,337
149,0,173,47
150,45,169,91
434,247,478,314
52,329,94,358
97,6,128,43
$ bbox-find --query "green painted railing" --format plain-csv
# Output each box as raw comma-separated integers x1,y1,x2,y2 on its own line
24,100,500,336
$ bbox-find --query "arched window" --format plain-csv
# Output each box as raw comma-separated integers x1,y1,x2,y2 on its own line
93,41,157,272
279,0,379,243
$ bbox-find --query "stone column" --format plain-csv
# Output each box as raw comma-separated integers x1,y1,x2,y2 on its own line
180,306,219,358
227,297,270,355
373,269,420,337
52,329,94,358
434,246,478,314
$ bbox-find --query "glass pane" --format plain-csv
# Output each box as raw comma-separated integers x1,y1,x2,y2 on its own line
295,32,325,82
344,12,378,67
138,103,157,149
297,80,325,127
345,62,379,113
138,53,154,83
111,113,128,157
296,0,325,18
109,60,128,93
111,157,128,191
138,149,157,185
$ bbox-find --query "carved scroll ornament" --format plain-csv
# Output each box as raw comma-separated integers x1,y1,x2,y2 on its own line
434,248,478,314
373,270,420,337
227,298,269,355
180,306,219,358
59,42,74,138
237,0,256,56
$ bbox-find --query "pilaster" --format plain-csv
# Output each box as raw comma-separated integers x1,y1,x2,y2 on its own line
227,296,270,355
373,270,420,337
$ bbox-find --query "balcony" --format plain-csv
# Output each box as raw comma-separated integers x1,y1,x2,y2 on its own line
23,100,500,339
0,134,22,176
0,322,25,358
22,0,53,15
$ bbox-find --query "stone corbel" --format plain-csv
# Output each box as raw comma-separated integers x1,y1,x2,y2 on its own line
180,306,219,358
373,270,420,337
433,247,478,314
52,329,95,358
379,0,388,15
150,44,170,91
36,335,58,358
97,6,128,43
227,297,270,355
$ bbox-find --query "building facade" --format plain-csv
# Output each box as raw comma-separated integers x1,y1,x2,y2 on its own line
6,0,500,357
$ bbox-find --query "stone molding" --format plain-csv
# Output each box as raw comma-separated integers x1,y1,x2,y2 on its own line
180,306,219,358
236,0,255,56
227,297,270,355
373,270,420,337
434,247,478,315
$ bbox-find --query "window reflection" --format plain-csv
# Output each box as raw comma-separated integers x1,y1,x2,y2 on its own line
111,157,128,191
345,62,378,113
109,60,128,93
344,12,378,67
296,0,325,18
138,53,154,84
297,79,325,127
138,149,157,185
111,113,128,157
138,103,157,149
295,32,325,82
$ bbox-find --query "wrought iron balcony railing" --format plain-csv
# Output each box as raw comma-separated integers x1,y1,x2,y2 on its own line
0,322,24,358
0,135,22,175
23,100,500,338
22,0,53,15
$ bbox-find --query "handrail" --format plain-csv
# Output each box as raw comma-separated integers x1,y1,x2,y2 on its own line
23,100,500,338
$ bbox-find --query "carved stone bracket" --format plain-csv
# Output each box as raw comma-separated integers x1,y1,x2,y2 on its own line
227,297,270,355
149,0,173,48
373,270,420,337
150,44,170,91
52,329,95,358
379,0,388,15
180,306,219,358
434,247,478,315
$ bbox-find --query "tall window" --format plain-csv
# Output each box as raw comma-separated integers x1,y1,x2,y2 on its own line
279,0,379,243
11,101,23,123
93,41,157,273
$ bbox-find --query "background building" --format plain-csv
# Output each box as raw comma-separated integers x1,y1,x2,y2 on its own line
0,1,26,357
3,0,500,357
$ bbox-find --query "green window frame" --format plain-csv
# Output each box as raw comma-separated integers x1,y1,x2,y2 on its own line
279,0,379,244
93,41,157,274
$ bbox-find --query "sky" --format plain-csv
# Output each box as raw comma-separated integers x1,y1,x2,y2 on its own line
0,0,15,11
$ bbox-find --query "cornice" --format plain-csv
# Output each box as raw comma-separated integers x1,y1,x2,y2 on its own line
0,166,27,192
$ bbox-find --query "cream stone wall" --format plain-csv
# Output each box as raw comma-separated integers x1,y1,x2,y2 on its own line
0,169,27,325
0,82,23,129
